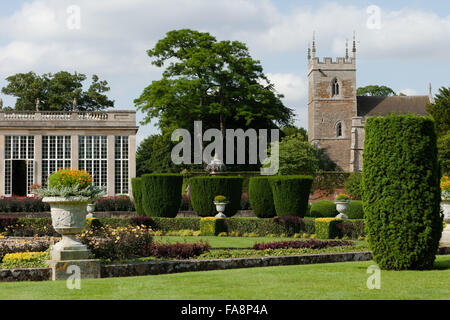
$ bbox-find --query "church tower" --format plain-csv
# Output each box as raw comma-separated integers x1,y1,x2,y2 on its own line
307,34,357,171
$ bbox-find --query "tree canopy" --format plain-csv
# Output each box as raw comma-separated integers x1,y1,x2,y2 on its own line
1,71,114,111
426,86,450,136
357,85,396,97
134,29,294,135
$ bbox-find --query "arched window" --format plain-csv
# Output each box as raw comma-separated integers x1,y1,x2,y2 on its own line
336,122,342,137
331,78,339,97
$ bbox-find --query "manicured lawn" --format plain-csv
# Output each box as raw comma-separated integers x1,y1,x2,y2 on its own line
0,255,449,300
153,235,367,249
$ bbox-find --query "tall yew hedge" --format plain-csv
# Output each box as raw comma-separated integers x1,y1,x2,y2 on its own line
190,176,243,217
131,177,144,216
141,174,183,217
248,177,276,218
269,175,313,217
362,114,443,270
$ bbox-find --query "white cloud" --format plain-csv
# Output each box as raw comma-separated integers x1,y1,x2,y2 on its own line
398,88,418,96
0,0,448,135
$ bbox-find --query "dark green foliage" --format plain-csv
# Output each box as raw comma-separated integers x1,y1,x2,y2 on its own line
131,178,145,215
311,172,350,196
248,177,275,218
357,85,396,97
437,132,450,175
426,86,450,136
269,175,313,217
315,218,366,239
141,174,183,217
152,217,201,232
345,172,362,199
94,196,134,212
190,176,243,217
200,218,227,236
309,200,338,218
362,114,443,270
346,200,364,219
2,71,114,111
315,219,343,239
0,197,50,213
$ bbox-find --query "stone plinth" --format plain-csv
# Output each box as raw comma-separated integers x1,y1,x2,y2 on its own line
47,260,101,281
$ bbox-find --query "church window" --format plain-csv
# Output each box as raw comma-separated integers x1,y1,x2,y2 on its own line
336,122,342,137
332,78,339,97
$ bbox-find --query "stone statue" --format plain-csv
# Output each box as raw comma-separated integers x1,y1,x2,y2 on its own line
0,98,3,110
72,97,77,111
35,98,40,111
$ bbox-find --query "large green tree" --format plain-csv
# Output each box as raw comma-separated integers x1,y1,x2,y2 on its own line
134,29,293,135
2,71,114,111
357,85,396,97
426,86,450,136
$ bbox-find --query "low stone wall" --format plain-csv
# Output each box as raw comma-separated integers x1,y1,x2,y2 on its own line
101,251,373,278
2,247,450,282
0,268,51,282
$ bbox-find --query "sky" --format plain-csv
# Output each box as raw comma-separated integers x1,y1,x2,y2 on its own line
0,0,449,147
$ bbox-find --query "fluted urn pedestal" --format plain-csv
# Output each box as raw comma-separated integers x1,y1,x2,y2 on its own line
43,197,100,280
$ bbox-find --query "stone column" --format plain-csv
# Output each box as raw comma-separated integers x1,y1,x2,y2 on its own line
0,135,4,196
107,135,115,196
71,135,78,169
34,135,42,186
129,134,136,197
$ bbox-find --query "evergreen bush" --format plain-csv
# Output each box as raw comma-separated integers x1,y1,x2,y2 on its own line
346,200,364,219
248,177,276,218
141,174,183,217
190,176,243,217
269,175,313,217
309,200,338,218
362,114,443,270
131,178,145,215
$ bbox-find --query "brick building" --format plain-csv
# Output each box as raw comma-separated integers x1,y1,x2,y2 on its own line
307,37,432,172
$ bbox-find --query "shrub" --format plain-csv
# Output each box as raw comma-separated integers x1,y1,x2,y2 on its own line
346,200,364,219
141,174,183,217
151,241,210,259
0,197,50,213
335,193,350,201
94,196,134,212
2,218,57,237
130,216,154,228
0,239,51,261
0,217,19,231
131,178,145,215
269,175,313,217
362,114,443,270
315,218,343,239
200,217,227,236
1,251,49,268
309,200,338,218
253,239,354,250
80,225,153,261
190,176,243,217
344,172,362,199
248,177,275,218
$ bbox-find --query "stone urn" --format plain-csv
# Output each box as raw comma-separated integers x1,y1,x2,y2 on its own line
214,201,229,218
442,199,450,222
335,200,349,219
42,197,92,261
86,203,96,218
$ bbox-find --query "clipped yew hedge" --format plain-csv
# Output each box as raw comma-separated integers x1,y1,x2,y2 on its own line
309,200,337,218
248,177,276,218
362,114,443,270
269,175,313,217
141,174,183,217
190,176,243,217
131,177,145,216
